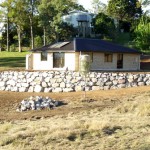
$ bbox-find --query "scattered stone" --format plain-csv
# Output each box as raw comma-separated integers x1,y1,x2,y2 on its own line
16,96,61,112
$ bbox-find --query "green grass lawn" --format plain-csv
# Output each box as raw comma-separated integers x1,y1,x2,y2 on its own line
0,51,30,70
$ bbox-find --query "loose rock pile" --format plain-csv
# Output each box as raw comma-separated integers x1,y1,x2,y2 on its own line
16,96,60,112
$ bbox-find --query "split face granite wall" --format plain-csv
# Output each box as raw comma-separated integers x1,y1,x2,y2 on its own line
0,71,150,93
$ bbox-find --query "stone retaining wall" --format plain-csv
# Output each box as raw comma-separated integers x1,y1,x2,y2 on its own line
0,71,150,92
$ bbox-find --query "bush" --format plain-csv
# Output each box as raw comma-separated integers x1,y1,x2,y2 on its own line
34,36,43,48
10,44,16,52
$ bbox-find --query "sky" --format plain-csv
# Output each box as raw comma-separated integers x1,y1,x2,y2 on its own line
77,0,149,13
77,0,108,12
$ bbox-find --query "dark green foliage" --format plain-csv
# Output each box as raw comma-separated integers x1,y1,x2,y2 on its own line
58,22,78,41
92,13,116,39
34,36,43,48
133,15,150,52
107,0,142,22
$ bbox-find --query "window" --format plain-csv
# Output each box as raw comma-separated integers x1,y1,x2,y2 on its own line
117,54,123,69
53,52,65,68
41,51,47,61
104,53,113,62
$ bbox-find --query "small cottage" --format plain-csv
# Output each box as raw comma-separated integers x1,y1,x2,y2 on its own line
26,38,141,71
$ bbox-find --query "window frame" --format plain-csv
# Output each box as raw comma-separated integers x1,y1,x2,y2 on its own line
41,51,48,61
104,53,113,62
53,52,65,68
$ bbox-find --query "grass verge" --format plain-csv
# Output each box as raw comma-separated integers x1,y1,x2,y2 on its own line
0,51,30,70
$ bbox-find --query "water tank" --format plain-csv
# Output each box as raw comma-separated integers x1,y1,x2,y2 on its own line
77,14,88,22
80,55,91,74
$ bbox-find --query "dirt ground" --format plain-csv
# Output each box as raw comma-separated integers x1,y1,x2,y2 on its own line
0,86,150,121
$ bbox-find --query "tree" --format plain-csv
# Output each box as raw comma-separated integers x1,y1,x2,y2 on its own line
107,0,142,22
34,35,43,48
57,22,78,41
92,0,107,14
134,14,150,51
0,0,13,51
140,0,150,7
49,0,82,41
92,13,116,39
38,0,82,44
8,0,29,52
38,0,55,45
1,0,41,52
24,0,40,49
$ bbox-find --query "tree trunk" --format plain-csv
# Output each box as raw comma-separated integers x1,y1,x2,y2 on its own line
30,17,34,49
0,41,1,52
6,17,9,52
17,26,22,52
30,0,34,49
43,27,46,46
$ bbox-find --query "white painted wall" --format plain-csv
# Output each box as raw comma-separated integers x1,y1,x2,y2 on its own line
32,52,75,71
65,53,75,70
33,53,53,70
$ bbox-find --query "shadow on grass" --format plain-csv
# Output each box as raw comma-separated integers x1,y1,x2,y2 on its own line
0,57,25,68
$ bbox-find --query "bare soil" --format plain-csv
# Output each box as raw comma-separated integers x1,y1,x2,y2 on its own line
0,86,150,121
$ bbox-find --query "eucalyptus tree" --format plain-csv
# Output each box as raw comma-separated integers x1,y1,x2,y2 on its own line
92,0,107,14
38,0,55,45
38,0,83,44
139,0,150,14
107,0,142,24
140,0,150,7
0,0,13,51
51,0,74,41
24,0,40,49
9,0,29,52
